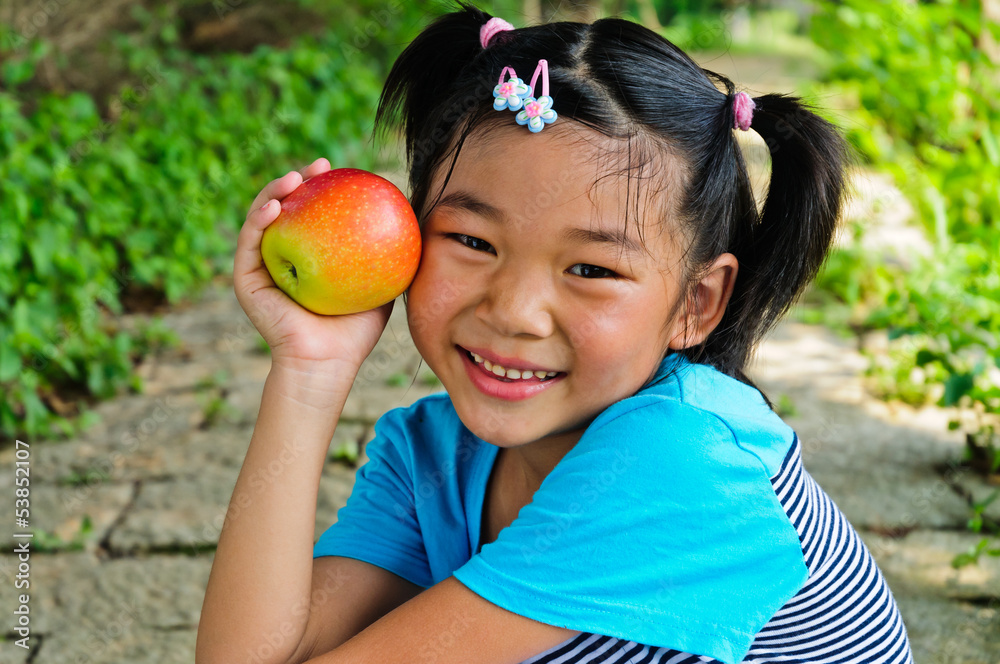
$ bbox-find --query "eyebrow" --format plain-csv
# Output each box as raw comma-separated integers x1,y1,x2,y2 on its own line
435,190,643,256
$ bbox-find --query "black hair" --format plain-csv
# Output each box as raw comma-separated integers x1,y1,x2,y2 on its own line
375,2,849,396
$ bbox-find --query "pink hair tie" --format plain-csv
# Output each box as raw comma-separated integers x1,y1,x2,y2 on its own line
733,91,755,131
480,17,514,49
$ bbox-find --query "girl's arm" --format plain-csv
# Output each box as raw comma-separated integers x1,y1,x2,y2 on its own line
301,576,580,664
197,362,423,664
196,159,404,664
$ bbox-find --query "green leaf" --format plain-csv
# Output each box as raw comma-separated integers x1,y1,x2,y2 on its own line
1,58,35,86
982,125,1000,167
942,371,975,406
0,344,21,381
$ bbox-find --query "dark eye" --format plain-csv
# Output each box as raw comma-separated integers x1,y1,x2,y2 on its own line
448,233,495,254
568,264,617,279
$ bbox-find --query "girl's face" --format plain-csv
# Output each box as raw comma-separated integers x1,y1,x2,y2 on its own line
407,122,689,449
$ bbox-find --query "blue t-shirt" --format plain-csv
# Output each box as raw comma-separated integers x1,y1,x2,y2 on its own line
313,353,913,664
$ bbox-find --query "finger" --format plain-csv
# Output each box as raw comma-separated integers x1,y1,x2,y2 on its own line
235,198,281,280
300,157,331,182
248,170,303,215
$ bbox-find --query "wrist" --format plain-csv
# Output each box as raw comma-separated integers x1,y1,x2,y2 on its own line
266,359,358,411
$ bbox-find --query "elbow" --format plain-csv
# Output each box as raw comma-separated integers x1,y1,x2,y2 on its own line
195,630,299,664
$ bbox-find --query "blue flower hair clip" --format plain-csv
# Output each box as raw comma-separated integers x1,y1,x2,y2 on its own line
492,66,531,111
491,59,557,133
516,59,557,133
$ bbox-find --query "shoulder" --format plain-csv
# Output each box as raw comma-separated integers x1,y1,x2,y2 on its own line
582,356,795,479
370,392,486,471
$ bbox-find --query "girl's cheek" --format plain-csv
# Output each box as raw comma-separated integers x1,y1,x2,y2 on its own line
563,298,633,351
406,250,474,342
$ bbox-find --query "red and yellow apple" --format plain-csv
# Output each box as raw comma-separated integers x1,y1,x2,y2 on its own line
261,168,421,315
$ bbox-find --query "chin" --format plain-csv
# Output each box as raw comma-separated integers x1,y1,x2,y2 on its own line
457,410,535,448
455,403,589,449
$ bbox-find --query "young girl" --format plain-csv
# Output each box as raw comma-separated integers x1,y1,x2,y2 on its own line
198,4,914,663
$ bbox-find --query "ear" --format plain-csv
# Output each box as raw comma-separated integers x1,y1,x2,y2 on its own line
667,253,738,350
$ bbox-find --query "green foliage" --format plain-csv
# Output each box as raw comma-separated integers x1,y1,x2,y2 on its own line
0,4,438,440
385,371,411,388
810,0,1000,414
774,394,798,418
951,504,1000,568
809,0,1000,564
29,515,94,553
330,438,360,466
658,6,820,57
420,371,443,387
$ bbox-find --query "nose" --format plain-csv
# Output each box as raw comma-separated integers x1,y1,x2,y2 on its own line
474,263,554,338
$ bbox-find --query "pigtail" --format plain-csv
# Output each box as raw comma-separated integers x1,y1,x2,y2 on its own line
707,94,849,375
374,2,493,185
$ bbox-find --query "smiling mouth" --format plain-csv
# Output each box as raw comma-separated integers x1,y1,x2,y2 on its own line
459,347,563,382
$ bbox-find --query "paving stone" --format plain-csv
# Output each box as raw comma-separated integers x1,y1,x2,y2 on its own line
0,640,32,663
23,551,210,663
122,279,249,357
11,551,208,634
859,528,1000,663
751,321,873,400
130,280,270,397
39,627,197,664
128,425,255,477
136,346,271,401
891,590,1000,664
861,530,1000,602
222,369,272,426
0,480,133,552
20,392,207,482
108,440,364,555
109,470,239,555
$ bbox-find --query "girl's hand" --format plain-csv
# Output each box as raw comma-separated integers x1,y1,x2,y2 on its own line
234,158,395,376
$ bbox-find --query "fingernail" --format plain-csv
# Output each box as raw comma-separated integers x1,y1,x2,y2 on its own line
260,200,273,211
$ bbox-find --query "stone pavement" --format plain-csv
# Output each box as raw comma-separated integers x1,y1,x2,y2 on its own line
0,273,997,663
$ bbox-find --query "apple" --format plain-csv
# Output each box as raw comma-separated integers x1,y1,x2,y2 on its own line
261,168,422,316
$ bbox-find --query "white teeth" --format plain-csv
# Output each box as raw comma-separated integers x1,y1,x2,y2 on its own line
468,350,558,380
